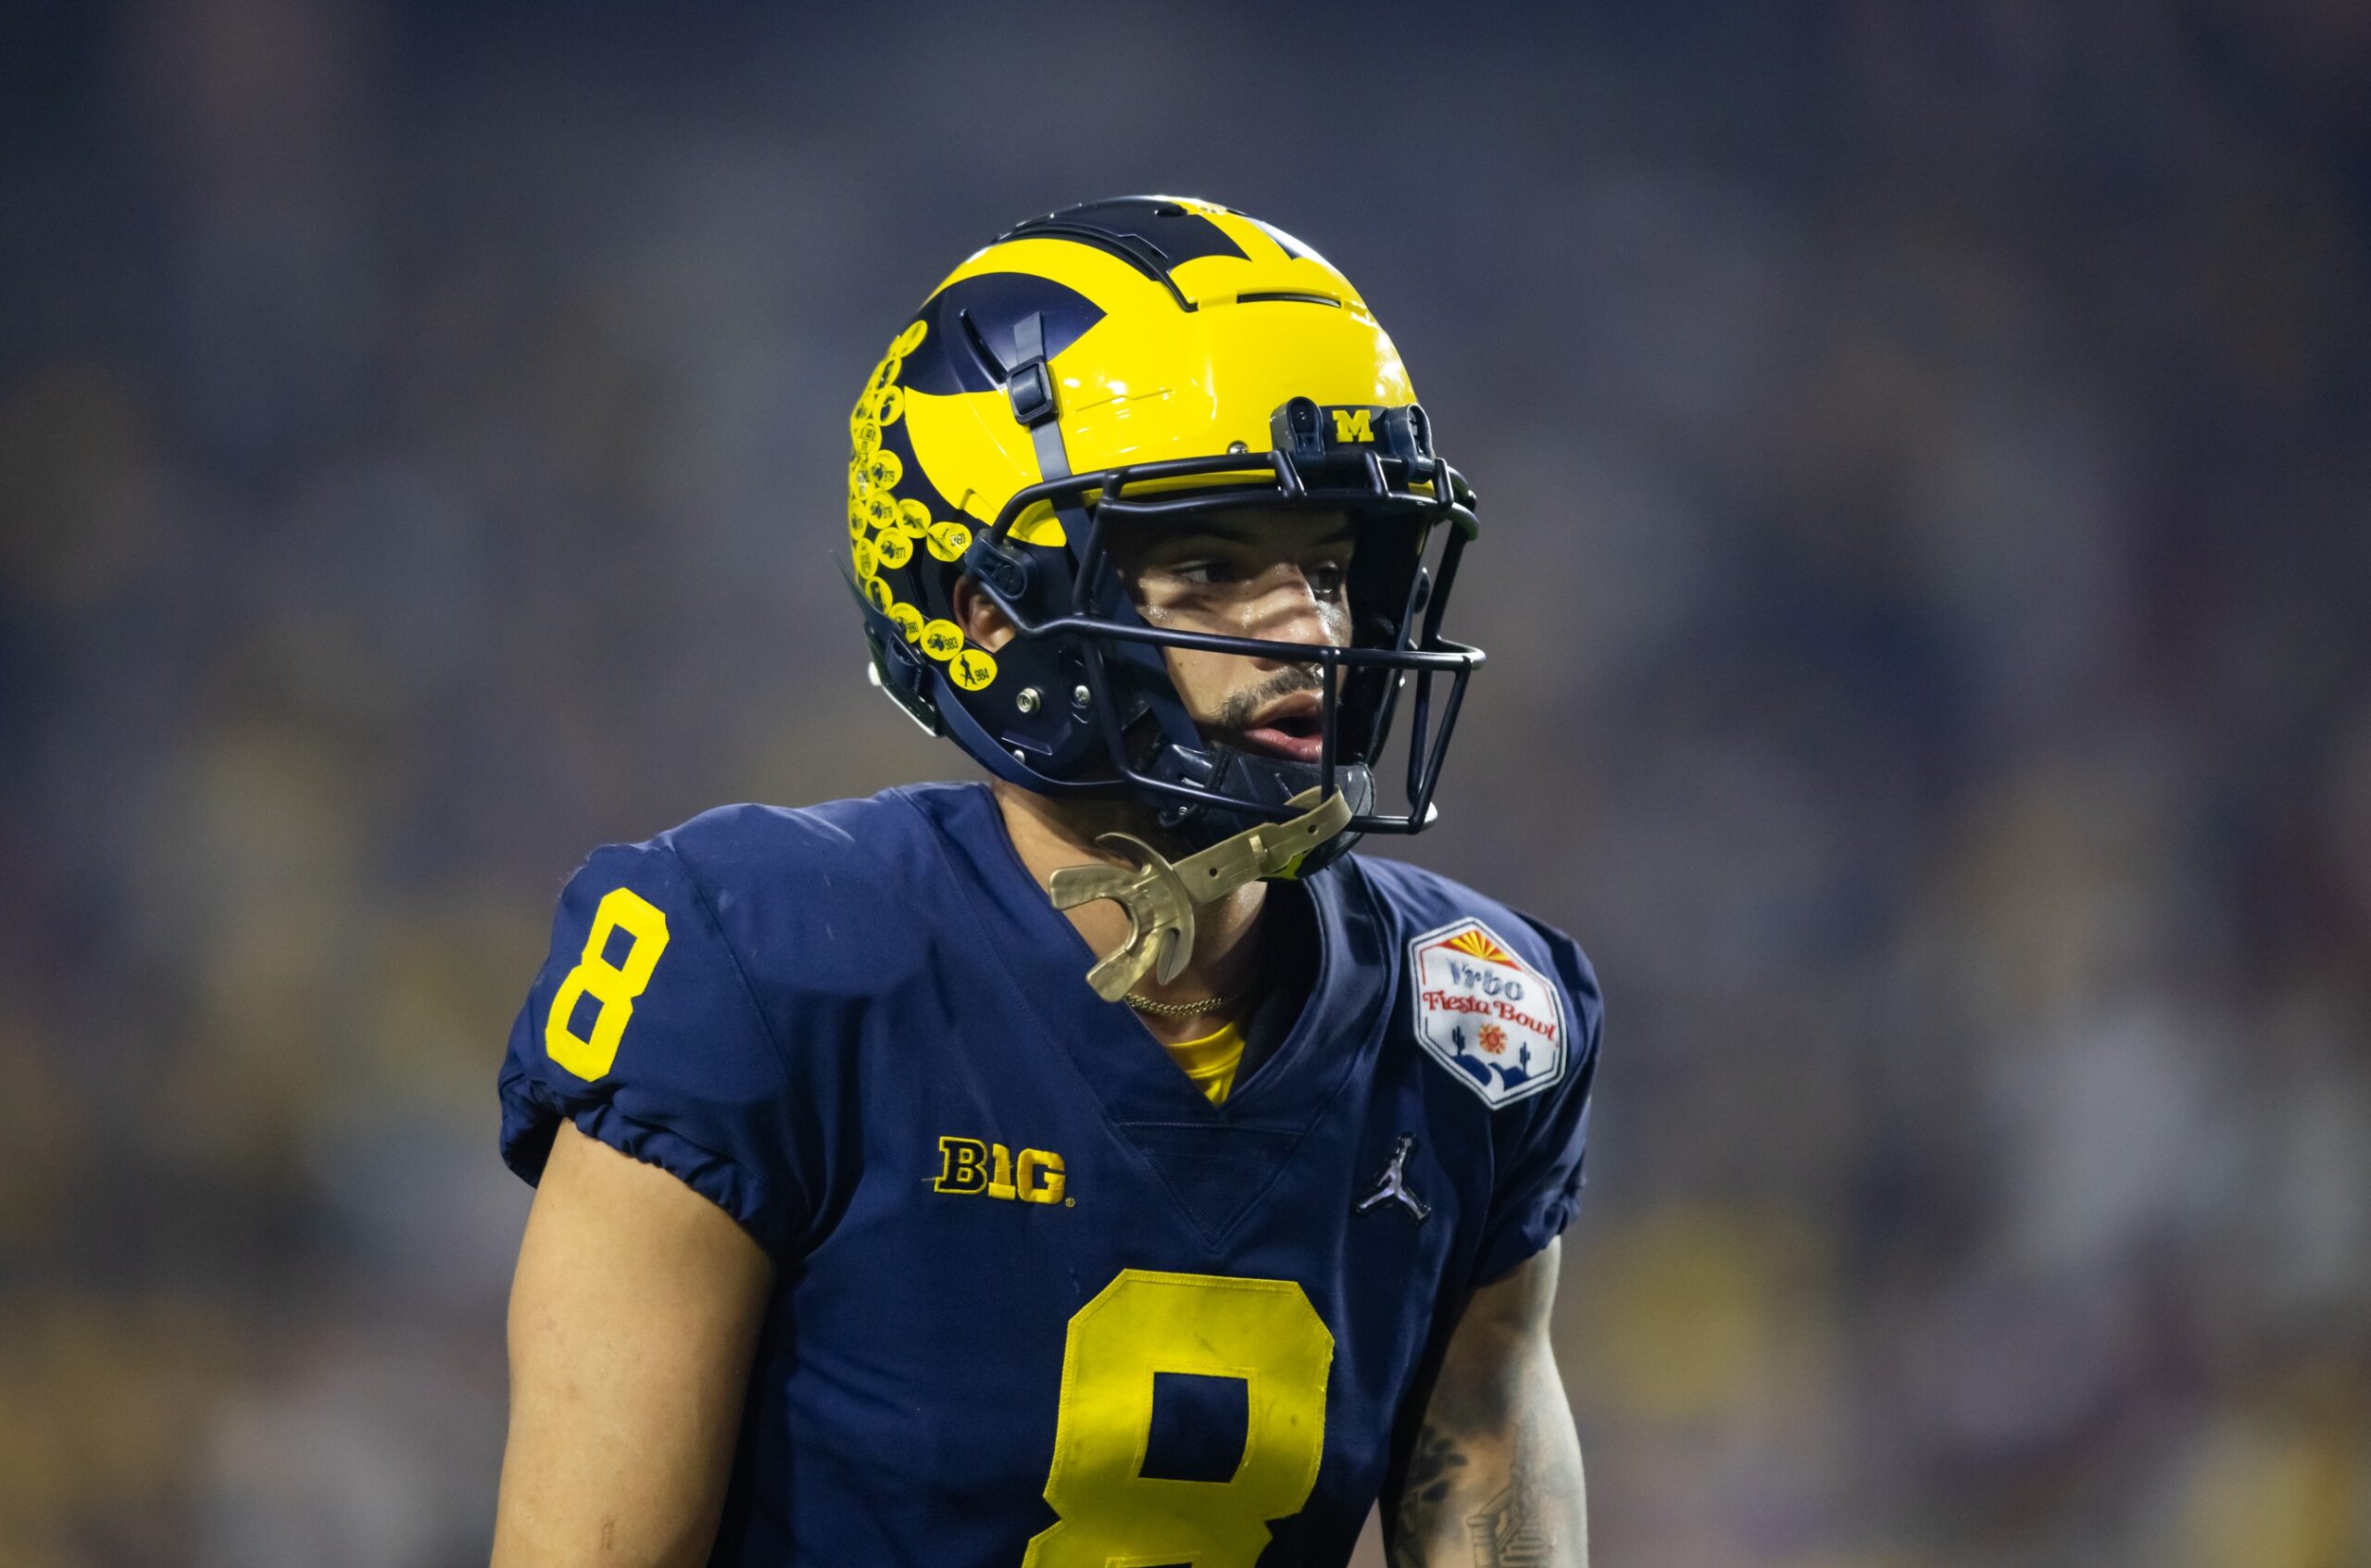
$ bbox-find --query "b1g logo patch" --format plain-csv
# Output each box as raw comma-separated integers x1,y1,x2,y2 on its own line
1409,918,1566,1108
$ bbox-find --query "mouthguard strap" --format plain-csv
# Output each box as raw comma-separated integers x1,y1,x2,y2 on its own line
1047,789,1355,1002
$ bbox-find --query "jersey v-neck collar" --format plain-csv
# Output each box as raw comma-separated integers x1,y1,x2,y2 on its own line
902,782,1384,1132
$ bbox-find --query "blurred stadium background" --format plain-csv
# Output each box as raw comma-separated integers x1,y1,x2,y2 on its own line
5,2,2368,1564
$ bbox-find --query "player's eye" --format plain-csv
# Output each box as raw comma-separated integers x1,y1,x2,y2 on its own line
1304,558,1349,597
1168,558,1238,587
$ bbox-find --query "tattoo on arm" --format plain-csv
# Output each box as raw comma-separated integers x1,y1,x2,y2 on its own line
1396,1424,1552,1568
1392,1244,1586,1567
1461,1442,1548,1568
1391,1426,1468,1563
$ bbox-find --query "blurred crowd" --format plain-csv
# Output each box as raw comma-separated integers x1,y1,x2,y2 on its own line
2,2,2365,1564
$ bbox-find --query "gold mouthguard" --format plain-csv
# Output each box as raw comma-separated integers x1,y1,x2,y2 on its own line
1047,789,1353,1002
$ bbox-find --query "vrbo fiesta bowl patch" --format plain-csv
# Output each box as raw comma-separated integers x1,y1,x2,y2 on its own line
1408,918,1566,1108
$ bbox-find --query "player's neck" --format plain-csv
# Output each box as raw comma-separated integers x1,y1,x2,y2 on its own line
990,779,1268,1045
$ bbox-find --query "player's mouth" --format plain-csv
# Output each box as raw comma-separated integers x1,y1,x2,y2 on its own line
1233,691,1326,764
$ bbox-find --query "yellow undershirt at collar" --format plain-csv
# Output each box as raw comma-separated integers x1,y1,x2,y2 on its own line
1161,1018,1247,1106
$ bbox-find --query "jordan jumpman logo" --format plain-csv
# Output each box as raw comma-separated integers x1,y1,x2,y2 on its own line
1356,1135,1431,1223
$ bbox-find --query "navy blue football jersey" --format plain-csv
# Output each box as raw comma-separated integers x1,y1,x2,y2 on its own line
498,782,1600,1568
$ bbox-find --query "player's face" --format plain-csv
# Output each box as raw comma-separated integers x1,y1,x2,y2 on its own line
1111,508,1356,765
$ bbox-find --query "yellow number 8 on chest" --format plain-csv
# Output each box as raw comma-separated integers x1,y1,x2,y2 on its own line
1026,1269,1334,1568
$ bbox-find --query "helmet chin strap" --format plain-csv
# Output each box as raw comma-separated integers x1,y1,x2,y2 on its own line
1048,789,1354,1003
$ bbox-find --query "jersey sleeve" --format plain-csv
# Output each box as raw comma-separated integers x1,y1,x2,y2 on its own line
1469,922,1603,1286
497,840,806,1258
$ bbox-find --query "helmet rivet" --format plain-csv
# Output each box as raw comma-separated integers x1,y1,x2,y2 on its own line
1073,684,1092,706
1226,440,1249,455
1017,686,1042,714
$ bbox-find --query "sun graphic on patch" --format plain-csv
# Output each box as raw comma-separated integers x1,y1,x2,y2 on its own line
1444,927,1519,966
1476,1022,1508,1056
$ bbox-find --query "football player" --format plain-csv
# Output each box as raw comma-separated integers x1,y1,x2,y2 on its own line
490,197,1601,1568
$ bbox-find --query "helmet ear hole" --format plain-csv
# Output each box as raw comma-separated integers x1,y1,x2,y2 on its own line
947,574,1018,654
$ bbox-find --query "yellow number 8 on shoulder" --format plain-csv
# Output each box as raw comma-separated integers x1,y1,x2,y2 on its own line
544,886,671,1080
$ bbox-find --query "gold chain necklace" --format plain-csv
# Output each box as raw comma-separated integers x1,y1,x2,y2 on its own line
1123,987,1245,1018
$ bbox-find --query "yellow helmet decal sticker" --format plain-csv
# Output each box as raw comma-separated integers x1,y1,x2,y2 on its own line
947,646,997,691
917,619,965,660
923,519,972,562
